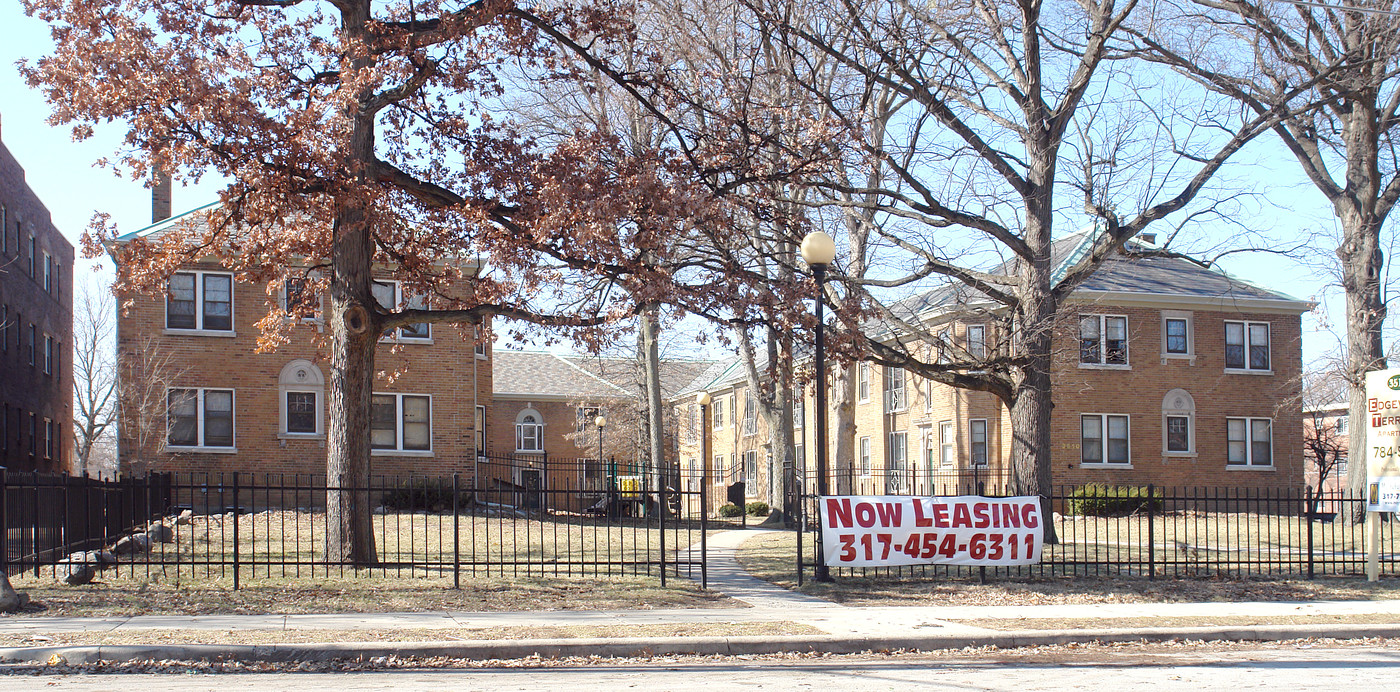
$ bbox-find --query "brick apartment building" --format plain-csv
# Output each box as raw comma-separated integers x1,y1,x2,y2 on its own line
675,232,1312,504
113,203,491,479
0,118,74,474
486,349,712,511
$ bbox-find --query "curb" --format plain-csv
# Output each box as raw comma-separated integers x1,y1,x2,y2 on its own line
3,624,1398,664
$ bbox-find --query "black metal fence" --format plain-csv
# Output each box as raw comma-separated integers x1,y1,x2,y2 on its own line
1,471,173,575
2,456,712,588
800,482,1400,581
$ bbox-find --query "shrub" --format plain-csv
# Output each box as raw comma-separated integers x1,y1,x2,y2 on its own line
718,503,743,518
1066,484,1163,516
380,479,468,511
746,501,771,517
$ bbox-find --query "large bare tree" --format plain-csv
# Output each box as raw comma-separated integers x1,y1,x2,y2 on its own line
72,281,118,477
1135,0,1399,519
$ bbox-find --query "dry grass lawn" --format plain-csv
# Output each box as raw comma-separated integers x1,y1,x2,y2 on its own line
2,573,734,618
737,531,1400,606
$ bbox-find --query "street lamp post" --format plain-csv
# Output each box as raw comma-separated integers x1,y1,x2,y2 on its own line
695,391,711,588
801,230,836,583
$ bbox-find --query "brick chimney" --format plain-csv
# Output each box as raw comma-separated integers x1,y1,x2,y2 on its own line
152,169,172,223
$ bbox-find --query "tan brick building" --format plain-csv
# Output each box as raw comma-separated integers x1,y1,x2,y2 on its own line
113,206,492,480
675,233,1312,504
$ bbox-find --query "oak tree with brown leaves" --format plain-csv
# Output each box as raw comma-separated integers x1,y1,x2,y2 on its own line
22,0,735,563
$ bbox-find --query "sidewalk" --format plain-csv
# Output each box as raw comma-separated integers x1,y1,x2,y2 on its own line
1,528,1398,664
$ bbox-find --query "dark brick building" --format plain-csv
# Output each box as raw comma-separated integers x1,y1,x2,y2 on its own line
0,117,74,473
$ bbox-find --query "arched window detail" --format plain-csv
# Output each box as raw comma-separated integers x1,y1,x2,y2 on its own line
1162,388,1196,456
516,408,544,452
278,360,325,438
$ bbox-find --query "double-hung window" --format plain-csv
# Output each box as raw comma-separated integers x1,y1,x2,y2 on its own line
967,325,987,359
1080,315,1128,365
939,421,955,466
373,280,430,341
969,419,988,467
167,271,233,332
857,363,871,402
576,405,600,433
859,436,871,476
1227,417,1272,467
43,335,52,375
43,253,51,293
373,393,432,452
741,394,758,436
282,276,320,320
1163,313,1191,356
1224,321,1270,371
167,388,235,449
26,324,35,366
1081,414,1130,465
883,366,906,412
793,387,804,428
743,450,758,481
712,395,725,429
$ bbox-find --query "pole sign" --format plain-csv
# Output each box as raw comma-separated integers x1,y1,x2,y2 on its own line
1366,369,1400,512
821,495,1044,567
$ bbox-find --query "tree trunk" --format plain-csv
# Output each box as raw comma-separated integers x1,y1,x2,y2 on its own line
640,306,667,511
324,0,378,564
831,365,856,495
1342,221,1387,522
325,198,379,565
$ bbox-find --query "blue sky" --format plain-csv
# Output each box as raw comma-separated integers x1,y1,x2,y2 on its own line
0,2,1362,368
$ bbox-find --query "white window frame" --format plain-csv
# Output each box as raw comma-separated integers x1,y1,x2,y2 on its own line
1079,314,1130,367
474,325,489,359
27,234,35,277
1161,310,1194,362
1227,417,1274,468
888,431,907,473
969,419,989,467
966,324,987,359
475,405,486,455
741,393,758,436
165,387,237,452
42,252,51,293
1081,413,1131,466
1162,388,1196,456
1224,320,1271,373
370,393,433,455
859,436,872,477
883,366,906,413
165,270,236,335
713,453,726,485
793,387,804,429
743,449,758,482
857,363,871,403
42,334,52,376
712,394,725,429
576,405,601,433
278,360,325,439
513,408,543,454
281,275,323,323
939,420,955,467
373,279,432,343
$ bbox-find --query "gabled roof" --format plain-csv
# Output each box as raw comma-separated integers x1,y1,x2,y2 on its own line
492,351,632,401
114,201,223,242
563,355,717,399
884,228,1311,326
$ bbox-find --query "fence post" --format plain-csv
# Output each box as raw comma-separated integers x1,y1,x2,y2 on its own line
1147,484,1156,581
231,472,240,590
0,469,8,575
32,472,40,578
796,463,804,588
453,473,460,590
1306,485,1315,580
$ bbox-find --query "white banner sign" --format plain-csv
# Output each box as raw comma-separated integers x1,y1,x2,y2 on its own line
1366,369,1400,512
820,495,1044,567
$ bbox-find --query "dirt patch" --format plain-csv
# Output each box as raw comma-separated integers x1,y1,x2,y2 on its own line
737,531,1400,606
2,574,734,618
